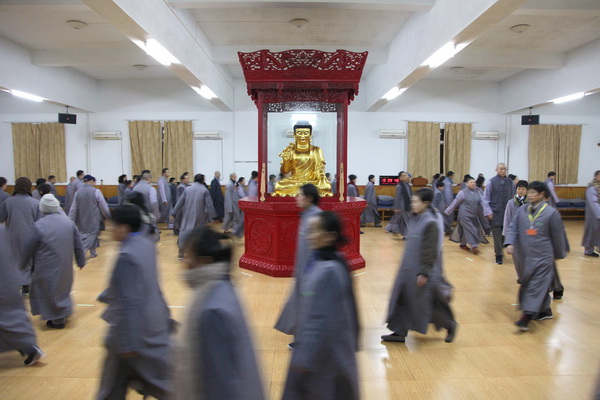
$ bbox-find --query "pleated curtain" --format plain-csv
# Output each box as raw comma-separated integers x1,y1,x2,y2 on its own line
529,124,581,184
12,122,66,182
407,121,440,180
129,121,162,177
444,123,472,179
163,120,193,180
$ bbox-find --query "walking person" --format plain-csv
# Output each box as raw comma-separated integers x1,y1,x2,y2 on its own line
382,188,458,343
282,211,360,400
21,194,86,329
210,171,225,221
483,163,515,264
582,170,600,257
222,173,239,233
157,168,172,226
545,171,560,208
503,180,528,282
385,171,412,239
361,174,382,227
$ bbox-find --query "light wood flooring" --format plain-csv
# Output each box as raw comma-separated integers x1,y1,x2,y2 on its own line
0,219,599,399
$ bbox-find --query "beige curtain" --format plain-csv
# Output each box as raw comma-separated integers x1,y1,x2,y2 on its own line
12,122,66,182
556,125,582,184
163,121,193,179
444,123,472,179
37,123,67,182
12,123,40,180
407,121,440,180
129,121,162,177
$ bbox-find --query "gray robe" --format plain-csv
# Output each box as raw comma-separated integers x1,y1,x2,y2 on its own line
275,205,322,335
545,178,559,208
361,181,381,224
97,234,172,400
582,184,600,252
0,194,41,285
157,176,172,224
176,264,265,400
171,183,216,250
247,178,258,197
433,187,451,234
443,177,455,225
445,188,489,247
20,213,86,321
0,188,10,205
223,180,241,231
69,184,110,255
64,178,83,214
173,183,190,232
503,198,526,280
117,183,127,205
133,180,159,219
0,225,39,355
386,209,455,336
330,178,337,194
385,183,411,235
209,178,224,220
283,255,359,400
347,183,358,197
504,202,567,314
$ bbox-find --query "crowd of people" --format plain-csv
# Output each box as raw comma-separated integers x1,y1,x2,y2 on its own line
0,164,599,398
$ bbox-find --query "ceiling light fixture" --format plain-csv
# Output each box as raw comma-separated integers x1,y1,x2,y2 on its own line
66,20,88,30
422,42,467,69
193,86,217,100
509,24,531,34
11,89,44,102
133,64,148,71
289,18,309,28
552,92,585,104
382,87,407,101
139,39,179,66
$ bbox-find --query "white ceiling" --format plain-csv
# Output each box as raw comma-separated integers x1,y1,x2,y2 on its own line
0,0,599,110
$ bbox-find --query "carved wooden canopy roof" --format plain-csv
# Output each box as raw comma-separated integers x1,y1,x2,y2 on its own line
238,49,368,105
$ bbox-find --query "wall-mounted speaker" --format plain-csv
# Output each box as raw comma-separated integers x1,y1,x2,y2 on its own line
58,113,77,124
521,115,539,125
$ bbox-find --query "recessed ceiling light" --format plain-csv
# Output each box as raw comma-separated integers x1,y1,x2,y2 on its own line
289,18,309,28
67,20,88,30
510,24,530,34
133,64,148,71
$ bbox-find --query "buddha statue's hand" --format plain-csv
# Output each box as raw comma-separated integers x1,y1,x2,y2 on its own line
279,143,295,161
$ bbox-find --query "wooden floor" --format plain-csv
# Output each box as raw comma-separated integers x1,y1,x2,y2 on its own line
0,219,599,399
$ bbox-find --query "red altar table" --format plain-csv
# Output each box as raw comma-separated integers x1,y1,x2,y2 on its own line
237,49,368,277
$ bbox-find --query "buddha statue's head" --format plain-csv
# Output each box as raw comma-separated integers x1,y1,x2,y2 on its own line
293,122,312,152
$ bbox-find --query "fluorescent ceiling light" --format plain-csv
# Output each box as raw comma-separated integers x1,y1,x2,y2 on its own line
193,86,217,100
552,92,585,104
422,42,467,69
382,87,407,101
142,39,179,66
11,89,44,102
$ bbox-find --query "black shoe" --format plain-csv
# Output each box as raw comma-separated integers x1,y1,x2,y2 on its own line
287,342,295,350
553,291,563,300
360,231,365,234
23,346,45,366
46,320,65,329
445,322,458,343
495,255,503,265
381,333,406,342
534,309,553,321
515,315,531,331
584,252,599,257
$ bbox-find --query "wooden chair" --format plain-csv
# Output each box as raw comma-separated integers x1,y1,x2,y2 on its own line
411,176,428,187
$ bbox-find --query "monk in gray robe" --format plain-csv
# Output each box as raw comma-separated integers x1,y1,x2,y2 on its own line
445,177,490,255
64,170,84,214
21,195,86,329
32,178,46,200
125,191,160,243
132,172,160,219
173,173,191,235
0,225,45,366
0,176,10,205
0,177,41,292
545,172,559,208
209,171,225,220
443,171,455,227
503,180,528,281
505,181,568,332
268,174,276,194
171,174,216,259
361,174,382,227
275,184,322,346
48,175,58,196
117,174,127,205
176,227,265,400
69,175,110,258
433,180,451,234
382,188,457,343
157,168,172,225
385,171,412,238
247,170,259,197
97,205,173,400
347,174,358,197
282,212,360,400
222,173,239,233
582,170,600,257
483,163,515,264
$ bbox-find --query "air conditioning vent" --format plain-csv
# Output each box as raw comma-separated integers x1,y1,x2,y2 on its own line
93,131,121,140
473,131,500,140
193,130,222,140
379,129,406,139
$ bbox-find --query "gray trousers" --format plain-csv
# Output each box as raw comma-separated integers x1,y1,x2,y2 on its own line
492,225,504,256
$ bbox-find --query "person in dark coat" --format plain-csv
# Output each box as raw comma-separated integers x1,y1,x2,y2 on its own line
0,225,45,366
385,171,412,239
275,184,322,347
175,227,265,400
382,188,457,343
505,181,568,332
210,171,225,221
361,174,382,227
282,211,360,400
483,163,515,264
96,205,173,399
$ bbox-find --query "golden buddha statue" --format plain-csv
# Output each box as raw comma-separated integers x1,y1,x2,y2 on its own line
273,122,333,197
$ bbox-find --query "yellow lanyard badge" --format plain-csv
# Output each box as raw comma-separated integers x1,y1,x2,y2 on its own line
526,203,547,235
